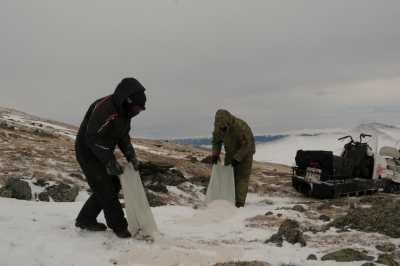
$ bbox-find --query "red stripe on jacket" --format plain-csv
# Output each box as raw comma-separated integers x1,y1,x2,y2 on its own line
94,95,112,112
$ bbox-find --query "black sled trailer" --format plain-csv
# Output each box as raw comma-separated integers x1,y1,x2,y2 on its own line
292,134,389,198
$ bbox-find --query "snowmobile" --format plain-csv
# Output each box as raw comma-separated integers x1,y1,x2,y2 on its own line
292,133,400,198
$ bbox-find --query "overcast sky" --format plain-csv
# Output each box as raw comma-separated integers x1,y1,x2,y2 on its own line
1,1,400,138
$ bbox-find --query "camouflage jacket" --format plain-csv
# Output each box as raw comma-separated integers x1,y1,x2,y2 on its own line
212,109,255,164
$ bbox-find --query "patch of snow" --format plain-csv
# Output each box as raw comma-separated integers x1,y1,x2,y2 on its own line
75,190,90,202
25,180,45,197
1,114,76,140
134,144,187,159
2,114,26,123
0,195,382,266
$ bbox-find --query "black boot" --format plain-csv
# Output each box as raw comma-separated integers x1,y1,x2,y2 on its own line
114,229,132,238
75,221,107,231
235,202,245,208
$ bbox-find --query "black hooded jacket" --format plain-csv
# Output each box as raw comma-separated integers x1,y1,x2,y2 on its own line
75,78,145,165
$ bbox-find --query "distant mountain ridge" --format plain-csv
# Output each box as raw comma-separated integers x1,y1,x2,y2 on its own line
173,134,288,146
173,123,400,147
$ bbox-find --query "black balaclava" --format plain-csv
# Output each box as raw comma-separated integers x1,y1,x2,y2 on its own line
123,90,147,118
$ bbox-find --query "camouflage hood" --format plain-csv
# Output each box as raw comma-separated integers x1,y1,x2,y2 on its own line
213,109,236,137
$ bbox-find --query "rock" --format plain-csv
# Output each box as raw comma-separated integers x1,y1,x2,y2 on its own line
33,178,48,187
307,254,317,260
0,187,13,198
265,211,273,216
214,261,270,266
317,202,333,210
147,184,168,193
38,192,50,202
47,183,79,202
139,162,187,187
265,219,306,247
376,254,399,266
0,178,32,200
265,233,283,247
258,199,274,205
69,172,84,180
292,205,306,212
330,199,400,238
146,191,167,207
188,176,210,188
319,215,331,222
186,155,198,163
201,155,213,164
376,243,396,253
321,249,374,262
277,213,283,217
31,127,56,138
278,219,306,246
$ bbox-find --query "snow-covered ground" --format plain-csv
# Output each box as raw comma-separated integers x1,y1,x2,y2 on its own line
255,123,400,166
2,107,399,266
1,193,390,266
0,112,77,139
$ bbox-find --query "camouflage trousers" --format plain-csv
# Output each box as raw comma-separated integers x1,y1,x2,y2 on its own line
233,157,253,207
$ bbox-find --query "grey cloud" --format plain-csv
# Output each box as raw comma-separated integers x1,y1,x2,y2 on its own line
0,1,399,138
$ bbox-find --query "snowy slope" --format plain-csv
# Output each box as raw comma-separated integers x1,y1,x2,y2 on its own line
255,123,400,166
0,195,386,266
1,107,399,266
0,107,77,139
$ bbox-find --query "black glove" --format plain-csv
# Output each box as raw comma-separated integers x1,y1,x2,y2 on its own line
130,157,140,171
105,159,123,176
231,159,240,167
127,152,140,171
211,155,220,165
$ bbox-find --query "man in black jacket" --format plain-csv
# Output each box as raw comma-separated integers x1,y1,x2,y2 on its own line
75,77,146,238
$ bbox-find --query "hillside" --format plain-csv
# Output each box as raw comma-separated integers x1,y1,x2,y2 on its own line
0,106,291,205
2,107,400,266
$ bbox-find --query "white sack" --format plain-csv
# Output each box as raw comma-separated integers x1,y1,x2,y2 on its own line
120,164,158,238
205,164,235,205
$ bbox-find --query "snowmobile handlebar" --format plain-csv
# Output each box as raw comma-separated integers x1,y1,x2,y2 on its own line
338,135,354,142
338,134,372,144
359,133,372,142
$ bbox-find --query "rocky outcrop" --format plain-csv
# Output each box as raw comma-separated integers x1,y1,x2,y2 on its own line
187,176,210,188
292,205,306,212
307,254,317,260
214,262,270,266
376,254,399,266
38,192,50,202
139,162,187,194
330,199,400,238
0,178,32,200
265,219,306,247
47,183,79,202
186,155,198,163
146,191,168,207
376,243,396,253
319,214,331,222
321,249,374,262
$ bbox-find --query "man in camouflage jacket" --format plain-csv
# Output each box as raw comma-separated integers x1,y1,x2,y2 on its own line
211,109,256,207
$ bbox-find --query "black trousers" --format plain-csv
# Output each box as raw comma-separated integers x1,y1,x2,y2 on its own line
75,150,127,232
